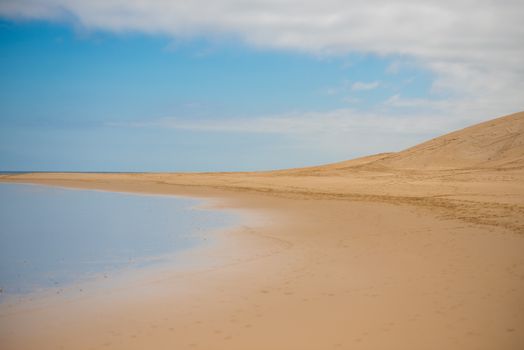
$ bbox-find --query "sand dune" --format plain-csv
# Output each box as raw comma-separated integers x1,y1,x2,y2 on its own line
370,111,524,170
1,111,523,349
281,110,524,172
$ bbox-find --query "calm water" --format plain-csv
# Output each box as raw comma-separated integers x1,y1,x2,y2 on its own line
0,183,235,295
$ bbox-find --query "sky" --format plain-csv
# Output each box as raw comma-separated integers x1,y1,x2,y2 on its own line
0,1,523,172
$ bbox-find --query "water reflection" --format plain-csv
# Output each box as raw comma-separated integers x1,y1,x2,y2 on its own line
0,183,234,295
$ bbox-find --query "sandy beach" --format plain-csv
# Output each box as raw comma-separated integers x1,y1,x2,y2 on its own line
1,111,523,349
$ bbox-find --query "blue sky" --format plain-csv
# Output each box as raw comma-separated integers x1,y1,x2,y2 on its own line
0,1,522,171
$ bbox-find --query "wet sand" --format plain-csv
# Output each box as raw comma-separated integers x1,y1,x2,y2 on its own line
0,173,523,350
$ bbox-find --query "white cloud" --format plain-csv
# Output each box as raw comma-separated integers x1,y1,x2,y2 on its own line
1,0,523,136
351,81,380,91
122,108,474,135
1,1,521,63
113,107,479,158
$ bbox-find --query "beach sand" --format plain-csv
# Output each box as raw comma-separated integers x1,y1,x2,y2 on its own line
1,111,523,349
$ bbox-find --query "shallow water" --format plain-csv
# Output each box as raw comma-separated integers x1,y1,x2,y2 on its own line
0,183,235,295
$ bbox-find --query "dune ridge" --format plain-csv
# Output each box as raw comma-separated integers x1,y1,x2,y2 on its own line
366,111,524,170
282,110,524,172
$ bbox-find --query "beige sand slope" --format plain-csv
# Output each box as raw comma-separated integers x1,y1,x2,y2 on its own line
360,111,524,170
283,110,524,172
1,111,523,350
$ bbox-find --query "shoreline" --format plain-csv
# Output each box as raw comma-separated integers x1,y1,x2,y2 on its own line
1,174,523,349
0,182,279,307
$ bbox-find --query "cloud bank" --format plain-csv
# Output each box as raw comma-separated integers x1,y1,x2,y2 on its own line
1,1,522,61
